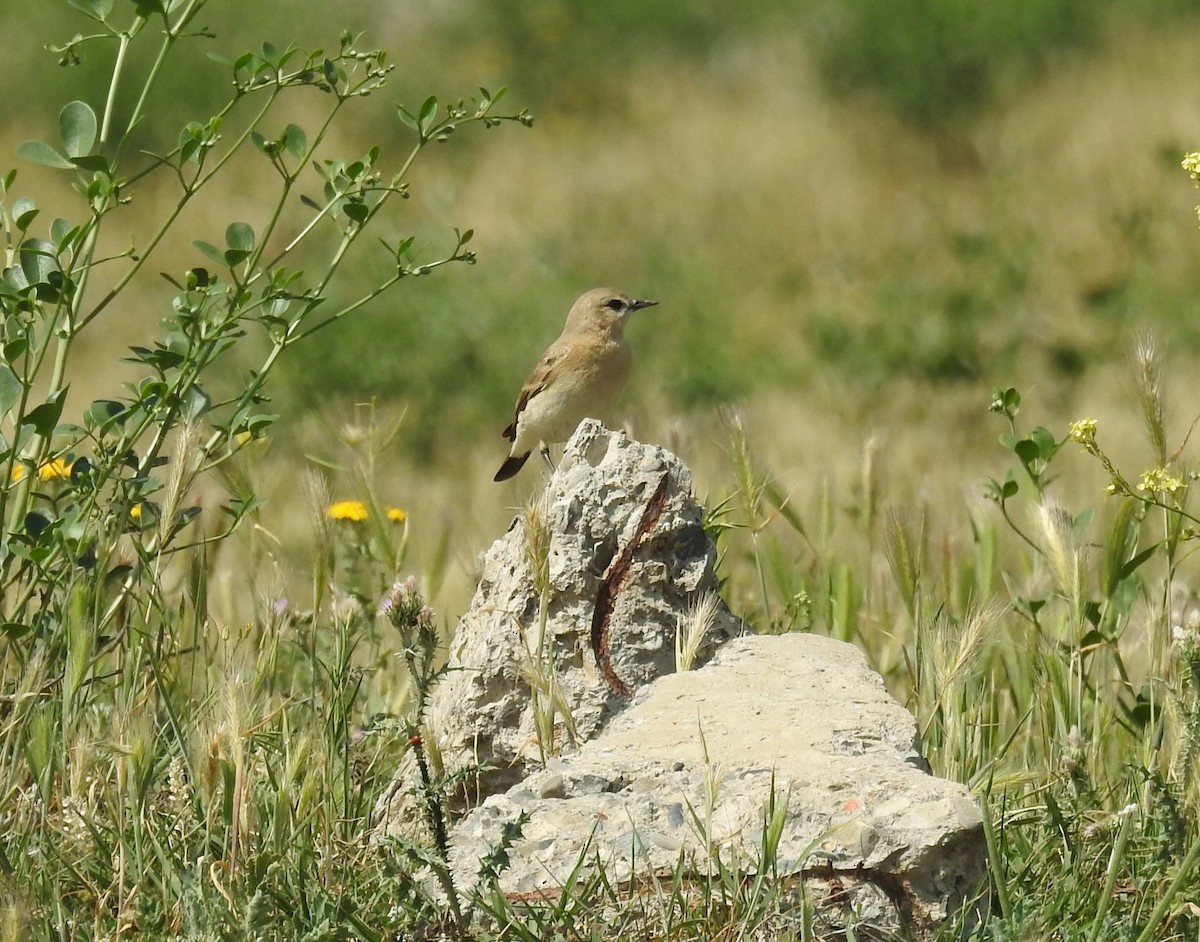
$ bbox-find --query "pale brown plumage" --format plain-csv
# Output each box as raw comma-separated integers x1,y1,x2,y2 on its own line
494,288,658,481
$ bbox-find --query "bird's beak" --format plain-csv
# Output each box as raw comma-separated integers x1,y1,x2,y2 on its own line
630,299,658,312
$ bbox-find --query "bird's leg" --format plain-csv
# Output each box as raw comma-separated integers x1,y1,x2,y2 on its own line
539,443,556,472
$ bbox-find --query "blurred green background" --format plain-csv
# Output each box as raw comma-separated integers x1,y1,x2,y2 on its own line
3,0,1200,611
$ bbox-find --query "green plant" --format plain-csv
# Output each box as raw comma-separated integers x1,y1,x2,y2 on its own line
0,0,528,936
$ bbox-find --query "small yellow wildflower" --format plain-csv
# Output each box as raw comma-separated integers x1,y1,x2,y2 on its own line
234,431,254,446
1138,467,1185,495
1105,481,1121,496
130,504,143,520
1068,418,1098,450
328,500,369,522
387,507,407,524
37,458,71,480
10,464,24,482
1183,152,1200,182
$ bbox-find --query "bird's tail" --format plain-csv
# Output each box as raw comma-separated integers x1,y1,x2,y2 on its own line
493,451,531,482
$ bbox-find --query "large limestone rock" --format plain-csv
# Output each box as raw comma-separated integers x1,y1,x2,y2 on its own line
449,633,986,937
423,420,744,795
375,422,986,936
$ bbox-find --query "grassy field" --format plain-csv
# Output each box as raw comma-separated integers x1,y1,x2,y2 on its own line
3,0,1200,938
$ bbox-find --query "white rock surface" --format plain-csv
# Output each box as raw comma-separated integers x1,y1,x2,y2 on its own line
417,420,744,797
449,633,986,937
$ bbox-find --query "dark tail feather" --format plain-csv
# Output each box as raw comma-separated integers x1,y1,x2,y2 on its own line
493,451,531,482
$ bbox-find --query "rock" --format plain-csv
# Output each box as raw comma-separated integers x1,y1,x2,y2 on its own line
378,419,744,819
372,423,985,936
448,633,987,938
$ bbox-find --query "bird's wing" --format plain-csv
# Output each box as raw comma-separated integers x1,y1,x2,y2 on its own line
502,347,563,441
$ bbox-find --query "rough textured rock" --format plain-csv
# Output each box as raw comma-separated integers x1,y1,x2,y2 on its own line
418,420,744,798
371,423,985,936
449,634,987,938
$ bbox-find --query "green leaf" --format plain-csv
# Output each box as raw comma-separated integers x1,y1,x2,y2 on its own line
395,105,418,131
193,240,226,266
245,413,278,433
283,124,306,161
70,154,110,174
59,101,98,158
50,218,79,251
23,388,68,436
25,512,51,539
418,95,438,136
0,364,22,415
1014,439,1039,466
12,198,37,230
181,385,211,420
67,0,106,18
223,494,267,521
0,622,33,640
1116,545,1158,583
226,222,255,252
87,400,125,428
16,140,74,170
1030,426,1057,459
20,240,62,289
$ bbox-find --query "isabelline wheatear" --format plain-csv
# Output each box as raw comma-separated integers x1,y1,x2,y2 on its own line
494,287,658,482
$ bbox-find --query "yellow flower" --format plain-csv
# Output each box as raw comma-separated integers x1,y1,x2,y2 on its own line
1068,418,1097,445
387,507,407,524
130,504,143,520
1183,152,1200,181
328,500,368,522
38,458,71,480
1138,467,1185,495
234,431,254,446
10,464,25,482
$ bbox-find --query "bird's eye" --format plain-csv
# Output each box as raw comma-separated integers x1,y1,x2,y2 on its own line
606,298,625,311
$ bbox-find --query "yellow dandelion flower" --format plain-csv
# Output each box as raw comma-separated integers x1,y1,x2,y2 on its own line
328,500,368,522
387,507,407,524
38,458,71,480
1138,467,1185,495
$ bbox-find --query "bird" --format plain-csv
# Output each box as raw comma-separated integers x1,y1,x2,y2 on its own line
494,287,658,482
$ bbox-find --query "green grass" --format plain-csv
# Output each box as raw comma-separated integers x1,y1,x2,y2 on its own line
6,375,1200,939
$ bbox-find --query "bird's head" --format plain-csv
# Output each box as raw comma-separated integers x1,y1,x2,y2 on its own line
566,287,658,336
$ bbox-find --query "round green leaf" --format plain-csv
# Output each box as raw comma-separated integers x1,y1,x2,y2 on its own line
59,101,98,159
225,222,255,252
